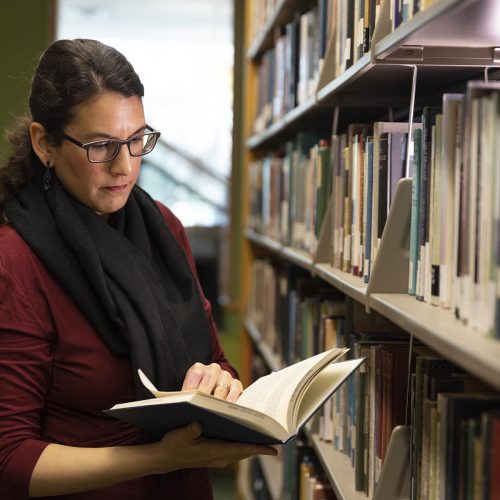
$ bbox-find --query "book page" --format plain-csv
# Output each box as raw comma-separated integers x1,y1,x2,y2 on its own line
293,358,366,430
237,348,347,430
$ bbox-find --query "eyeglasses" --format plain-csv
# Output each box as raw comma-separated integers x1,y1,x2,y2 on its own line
62,125,161,163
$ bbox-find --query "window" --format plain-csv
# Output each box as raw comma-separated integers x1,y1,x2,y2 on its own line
57,0,233,226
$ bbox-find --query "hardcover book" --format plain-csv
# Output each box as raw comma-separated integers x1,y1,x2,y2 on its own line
106,348,366,445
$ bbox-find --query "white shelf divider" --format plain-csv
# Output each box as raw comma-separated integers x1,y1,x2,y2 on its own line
257,454,284,500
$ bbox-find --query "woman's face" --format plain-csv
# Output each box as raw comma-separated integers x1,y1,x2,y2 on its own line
52,91,145,216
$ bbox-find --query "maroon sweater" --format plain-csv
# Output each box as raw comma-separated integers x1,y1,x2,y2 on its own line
0,202,235,499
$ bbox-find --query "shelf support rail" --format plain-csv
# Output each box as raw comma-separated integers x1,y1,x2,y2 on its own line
483,65,500,83
405,332,414,426
404,64,418,178
485,66,491,83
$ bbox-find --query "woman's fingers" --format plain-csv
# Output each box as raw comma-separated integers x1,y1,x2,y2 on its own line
181,363,244,401
225,379,243,403
196,363,223,394
181,362,207,391
157,423,278,473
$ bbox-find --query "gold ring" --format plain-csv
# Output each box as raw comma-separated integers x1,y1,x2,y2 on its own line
217,382,229,391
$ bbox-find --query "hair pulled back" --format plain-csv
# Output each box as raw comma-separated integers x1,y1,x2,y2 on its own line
0,39,144,211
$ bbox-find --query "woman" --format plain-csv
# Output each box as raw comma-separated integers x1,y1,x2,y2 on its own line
0,39,275,499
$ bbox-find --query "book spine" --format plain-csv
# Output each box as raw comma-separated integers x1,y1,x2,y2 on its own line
377,132,389,243
409,128,423,295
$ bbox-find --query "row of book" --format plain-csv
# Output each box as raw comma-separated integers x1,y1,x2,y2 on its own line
298,452,336,499
247,258,500,499
248,81,500,339
250,440,337,500
252,0,440,133
250,0,281,45
322,331,500,500
253,4,328,132
247,258,345,365
248,132,330,254
247,119,411,273
425,83,500,335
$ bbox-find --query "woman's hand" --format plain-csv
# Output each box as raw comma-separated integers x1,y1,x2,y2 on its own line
151,422,277,474
181,362,243,402
29,423,277,497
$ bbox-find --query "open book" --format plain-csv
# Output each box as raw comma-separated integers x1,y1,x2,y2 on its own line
105,348,365,444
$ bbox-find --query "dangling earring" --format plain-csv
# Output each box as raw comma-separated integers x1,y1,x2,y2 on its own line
43,161,53,191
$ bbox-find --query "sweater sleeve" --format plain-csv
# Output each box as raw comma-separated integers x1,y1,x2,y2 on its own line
0,253,52,499
155,203,238,379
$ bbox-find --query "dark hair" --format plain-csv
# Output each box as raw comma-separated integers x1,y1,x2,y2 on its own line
0,39,144,211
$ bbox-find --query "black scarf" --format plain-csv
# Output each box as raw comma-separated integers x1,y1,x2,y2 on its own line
5,168,212,399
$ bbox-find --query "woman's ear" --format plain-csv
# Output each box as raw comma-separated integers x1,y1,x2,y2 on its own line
30,122,55,166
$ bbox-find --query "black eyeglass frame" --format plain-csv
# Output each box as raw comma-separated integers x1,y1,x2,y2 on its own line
62,125,161,163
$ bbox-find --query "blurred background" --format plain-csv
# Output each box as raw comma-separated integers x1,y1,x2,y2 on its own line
0,1,239,497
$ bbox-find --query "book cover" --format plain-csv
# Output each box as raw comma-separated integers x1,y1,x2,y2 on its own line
106,349,365,445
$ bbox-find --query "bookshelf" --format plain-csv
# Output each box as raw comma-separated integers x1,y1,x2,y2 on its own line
369,293,500,392
235,0,500,498
245,234,500,393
